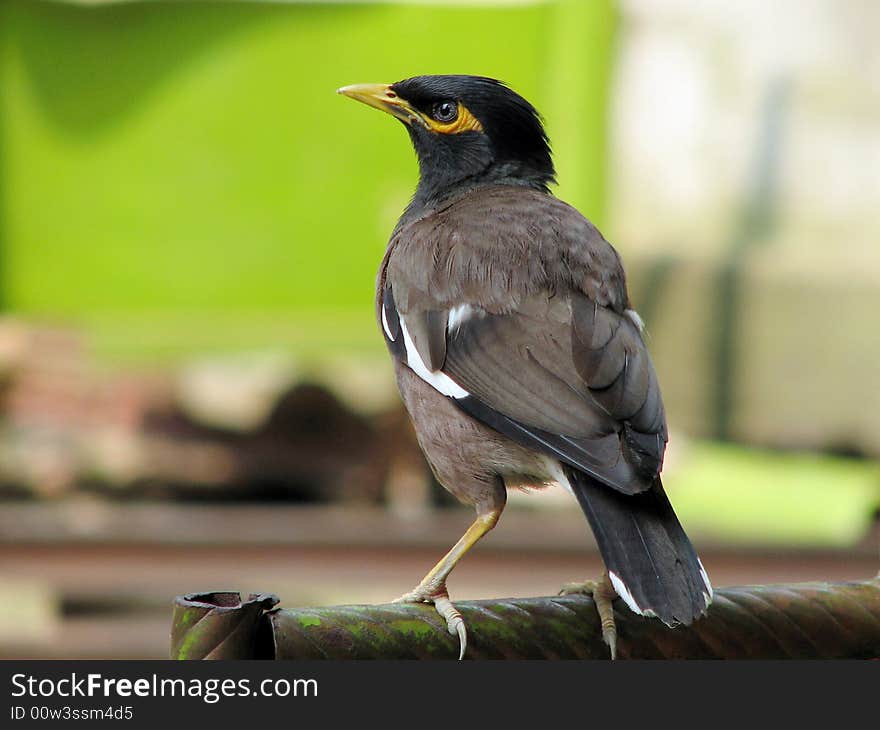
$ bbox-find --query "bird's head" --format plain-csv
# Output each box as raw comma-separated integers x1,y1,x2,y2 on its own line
338,75,555,210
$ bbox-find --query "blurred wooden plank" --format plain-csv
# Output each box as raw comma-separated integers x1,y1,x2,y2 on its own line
0,503,877,658
0,500,602,551
0,615,170,660
0,541,874,615
1,500,876,554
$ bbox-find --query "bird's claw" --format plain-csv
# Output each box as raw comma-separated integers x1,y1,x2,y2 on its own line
602,624,617,661
433,595,467,659
394,585,468,659
558,578,618,660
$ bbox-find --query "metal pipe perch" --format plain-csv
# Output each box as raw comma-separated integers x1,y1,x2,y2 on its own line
172,577,880,660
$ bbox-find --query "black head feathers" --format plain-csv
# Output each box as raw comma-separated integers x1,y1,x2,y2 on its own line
389,75,556,209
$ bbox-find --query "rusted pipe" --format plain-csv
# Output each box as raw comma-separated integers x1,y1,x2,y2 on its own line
172,578,880,659
171,591,278,660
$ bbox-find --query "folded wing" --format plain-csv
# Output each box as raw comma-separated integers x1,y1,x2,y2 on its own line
381,286,667,495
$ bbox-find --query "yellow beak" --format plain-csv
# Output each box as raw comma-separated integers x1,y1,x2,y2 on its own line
337,83,427,128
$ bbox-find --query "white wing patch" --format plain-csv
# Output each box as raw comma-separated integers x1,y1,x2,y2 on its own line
381,305,396,341
399,316,470,399
625,309,645,332
447,303,483,333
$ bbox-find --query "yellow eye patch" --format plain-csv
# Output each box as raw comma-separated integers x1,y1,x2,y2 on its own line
423,104,484,135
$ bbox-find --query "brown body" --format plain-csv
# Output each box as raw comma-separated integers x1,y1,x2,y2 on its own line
378,185,667,501
395,360,530,512
340,75,711,654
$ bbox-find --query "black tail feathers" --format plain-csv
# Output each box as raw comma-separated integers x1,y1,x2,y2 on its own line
565,466,712,626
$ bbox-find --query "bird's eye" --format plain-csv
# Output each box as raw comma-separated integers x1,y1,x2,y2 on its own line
431,101,459,123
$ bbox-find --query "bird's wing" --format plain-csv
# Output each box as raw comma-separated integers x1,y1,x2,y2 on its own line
380,284,667,495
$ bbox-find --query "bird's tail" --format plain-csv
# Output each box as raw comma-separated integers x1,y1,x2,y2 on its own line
564,467,712,626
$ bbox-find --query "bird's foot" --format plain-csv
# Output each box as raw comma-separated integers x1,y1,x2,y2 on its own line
394,583,467,659
559,575,618,659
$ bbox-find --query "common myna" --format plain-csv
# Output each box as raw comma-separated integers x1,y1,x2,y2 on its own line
338,75,712,658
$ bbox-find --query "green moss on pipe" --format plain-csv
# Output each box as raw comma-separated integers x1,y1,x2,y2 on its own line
172,579,880,660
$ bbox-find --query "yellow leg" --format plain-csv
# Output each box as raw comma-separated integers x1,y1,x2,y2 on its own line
395,508,502,659
401,510,500,597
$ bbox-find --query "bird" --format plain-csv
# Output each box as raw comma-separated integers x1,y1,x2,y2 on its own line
337,75,712,659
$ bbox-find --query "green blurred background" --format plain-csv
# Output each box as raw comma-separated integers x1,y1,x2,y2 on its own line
0,0,610,348
0,0,877,658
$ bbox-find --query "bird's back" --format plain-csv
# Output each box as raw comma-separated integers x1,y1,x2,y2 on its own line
381,184,629,317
